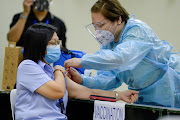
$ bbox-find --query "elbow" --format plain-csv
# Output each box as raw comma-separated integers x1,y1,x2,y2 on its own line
7,33,10,42
7,32,18,42
57,89,66,99
8,37,15,42
51,89,66,100
7,33,13,42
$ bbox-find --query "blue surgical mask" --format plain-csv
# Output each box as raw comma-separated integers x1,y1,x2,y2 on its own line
44,45,61,64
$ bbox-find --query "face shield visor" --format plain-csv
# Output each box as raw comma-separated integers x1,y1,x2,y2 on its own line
85,21,115,46
33,0,50,12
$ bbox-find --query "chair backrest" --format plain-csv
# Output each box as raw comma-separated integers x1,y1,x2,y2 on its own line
54,48,86,74
10,89,17,120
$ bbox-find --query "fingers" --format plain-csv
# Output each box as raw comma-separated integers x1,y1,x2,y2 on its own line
131,94,138,103
125,96,135,103
130,90,139,94
23,0,33,15
123,97,133,103
69,67,80,76
70,67,77,72
134,94,138,102
64,59,72,69
64,59,75,69
66,68,70,71
24,0,33,6
128,90,139,103
67,67,83,84
54,65,66,73
54,65,64,70
127,93,138,103
123,90,139,103
131,95,136,102
64,58,82,69
66,67,78,78
130,90,139,103
66,72,72,79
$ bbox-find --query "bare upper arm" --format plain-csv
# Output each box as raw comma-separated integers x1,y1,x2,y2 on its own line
35,80,65,100
66,76,92,99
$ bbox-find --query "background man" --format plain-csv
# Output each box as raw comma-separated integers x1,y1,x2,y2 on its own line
7,0,67,48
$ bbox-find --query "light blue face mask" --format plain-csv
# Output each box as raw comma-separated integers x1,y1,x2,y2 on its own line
44,45,61,64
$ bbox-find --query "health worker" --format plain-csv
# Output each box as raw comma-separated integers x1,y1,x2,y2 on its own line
64,0,180,108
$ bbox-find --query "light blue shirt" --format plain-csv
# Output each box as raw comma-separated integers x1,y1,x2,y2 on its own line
15,60,68,120
81,17,180,108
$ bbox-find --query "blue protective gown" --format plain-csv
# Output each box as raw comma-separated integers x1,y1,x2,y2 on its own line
81,17,180,108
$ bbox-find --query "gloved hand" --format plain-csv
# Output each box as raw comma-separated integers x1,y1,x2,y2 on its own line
64,58,82,69
66,67,83,85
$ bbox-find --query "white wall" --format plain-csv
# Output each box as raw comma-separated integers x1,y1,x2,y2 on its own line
0,0,179,90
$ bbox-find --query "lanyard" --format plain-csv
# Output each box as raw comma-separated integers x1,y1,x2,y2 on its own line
59,78,67,115
33,19,50,24
59,98,65,114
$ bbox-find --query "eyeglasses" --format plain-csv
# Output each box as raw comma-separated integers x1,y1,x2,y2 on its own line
48,39,61,46
85,20,108,39
92,20,108,29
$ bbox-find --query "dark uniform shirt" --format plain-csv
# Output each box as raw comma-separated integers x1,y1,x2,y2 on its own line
9,9,67,48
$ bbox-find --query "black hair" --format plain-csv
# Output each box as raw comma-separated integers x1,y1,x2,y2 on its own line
23,22,57,63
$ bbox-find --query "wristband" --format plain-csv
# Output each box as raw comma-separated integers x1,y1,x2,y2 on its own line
54,69,65,77
20,13,28,19
114,91,119,101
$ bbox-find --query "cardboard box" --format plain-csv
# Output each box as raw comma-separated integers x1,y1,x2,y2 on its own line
2,42,23,91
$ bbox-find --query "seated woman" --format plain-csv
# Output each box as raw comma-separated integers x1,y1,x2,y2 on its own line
15,23,139,120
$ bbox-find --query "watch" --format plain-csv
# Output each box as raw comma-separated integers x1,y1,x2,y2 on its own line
114,91,119,101
19,13,28,19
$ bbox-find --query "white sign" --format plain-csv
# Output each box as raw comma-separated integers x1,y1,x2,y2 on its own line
93,100,125,120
